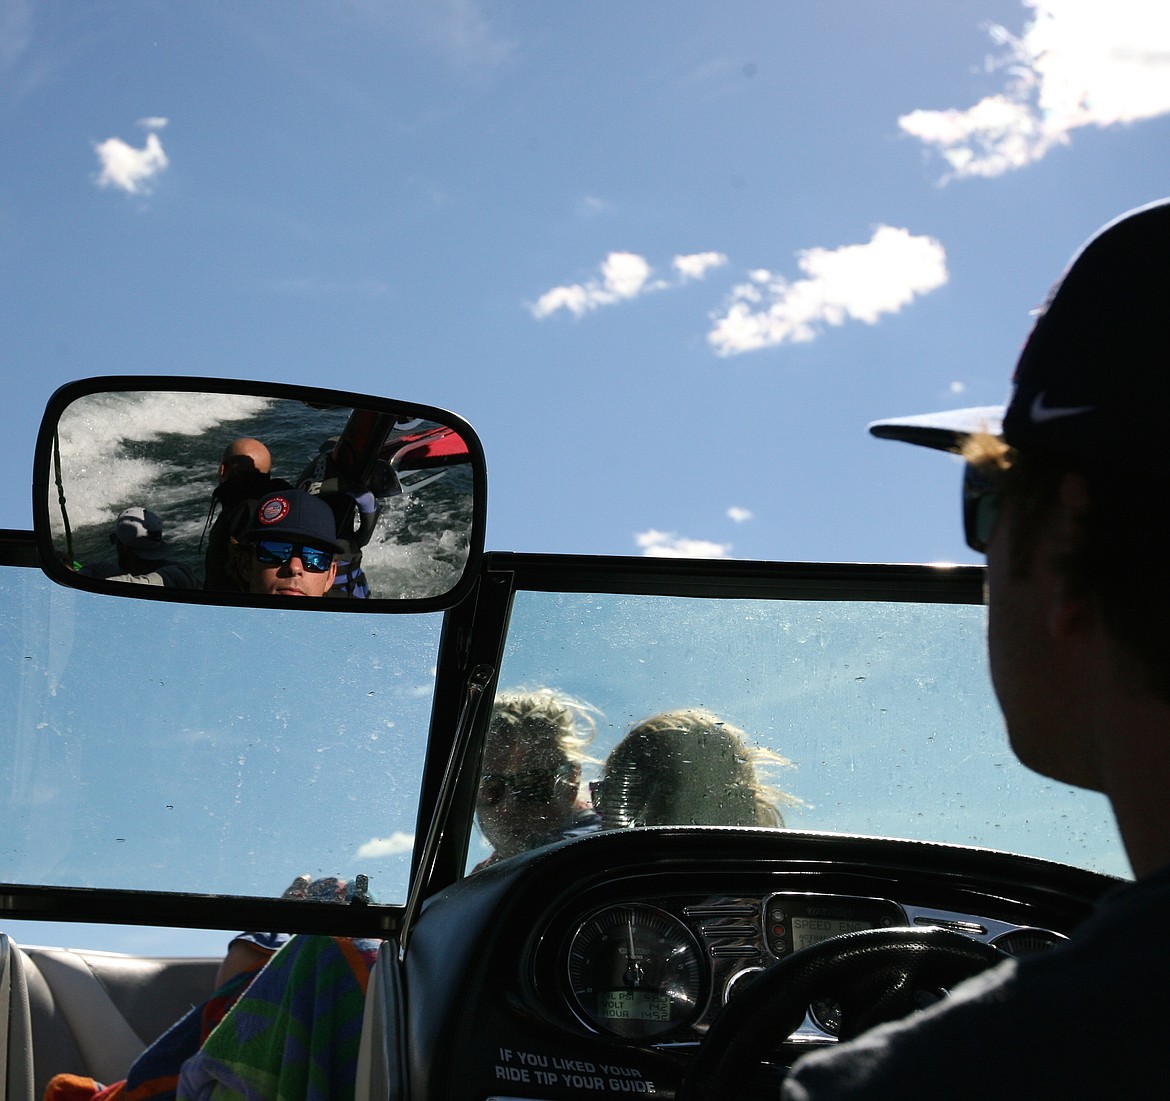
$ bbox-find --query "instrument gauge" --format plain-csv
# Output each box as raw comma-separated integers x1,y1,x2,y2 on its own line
991,928,1067,957
567,903,707,1040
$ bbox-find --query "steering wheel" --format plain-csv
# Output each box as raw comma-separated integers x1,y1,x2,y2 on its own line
678,927,1007,1101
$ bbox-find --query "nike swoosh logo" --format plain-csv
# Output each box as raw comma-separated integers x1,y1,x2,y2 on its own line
1030,393,1094,424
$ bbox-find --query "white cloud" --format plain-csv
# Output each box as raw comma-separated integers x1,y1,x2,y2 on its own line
531,284,589,318
674,251,728,281
138,116,169,130
94,131,169,195
530,250,727,319
355,831,415,859
603,252,654,298
727,506,754,523
635,529,732,558
579,195,612,216
530,251,662,318
900,0,1170,180
950,381,967,395
707,226,948,356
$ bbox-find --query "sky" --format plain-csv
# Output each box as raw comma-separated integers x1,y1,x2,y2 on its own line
5,1,1170,566
2,0,1166,954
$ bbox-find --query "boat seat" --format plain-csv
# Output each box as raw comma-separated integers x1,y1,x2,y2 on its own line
2,933,219,1101
356,939,404,1101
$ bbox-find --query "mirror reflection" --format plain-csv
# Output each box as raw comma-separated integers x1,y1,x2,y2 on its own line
45,389,477,602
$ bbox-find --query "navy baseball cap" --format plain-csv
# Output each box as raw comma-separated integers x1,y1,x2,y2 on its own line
244,489,344,553
869,197,1170,470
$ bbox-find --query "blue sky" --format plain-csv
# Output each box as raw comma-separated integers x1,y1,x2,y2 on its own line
2,0,1162,953
4,0,1170,567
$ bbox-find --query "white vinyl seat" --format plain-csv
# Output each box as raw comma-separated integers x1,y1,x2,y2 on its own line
356,939,406,1101
2,932,36,1101
2,933,219,1101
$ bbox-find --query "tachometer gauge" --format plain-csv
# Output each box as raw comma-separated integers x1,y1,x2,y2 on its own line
991,928,1067,957
566,903,707,1039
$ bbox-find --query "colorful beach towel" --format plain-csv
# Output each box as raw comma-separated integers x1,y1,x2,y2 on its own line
176,936,380,1101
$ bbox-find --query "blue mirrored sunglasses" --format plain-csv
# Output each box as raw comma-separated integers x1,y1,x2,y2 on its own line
254,540,334,573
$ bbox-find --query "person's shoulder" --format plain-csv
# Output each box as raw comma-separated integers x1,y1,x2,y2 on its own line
77,561,119,578
158,561,199,587
216,471,291,509
1075,865,1170,938
780,959,1024,1098
231,931,291,954
562,806,602,838
1119,861,1170,898
784,878,1170,1100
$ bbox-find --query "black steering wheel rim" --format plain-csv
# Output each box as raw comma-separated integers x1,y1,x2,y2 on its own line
679,926,1007,1101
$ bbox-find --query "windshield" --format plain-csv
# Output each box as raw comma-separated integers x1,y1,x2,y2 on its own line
468,589,1127,878
0,566,437,905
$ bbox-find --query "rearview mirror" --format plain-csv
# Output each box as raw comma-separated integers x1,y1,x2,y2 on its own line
33,377,486,610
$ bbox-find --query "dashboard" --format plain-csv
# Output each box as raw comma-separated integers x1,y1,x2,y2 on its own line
548,889,1061,1044
400,827,1118,1101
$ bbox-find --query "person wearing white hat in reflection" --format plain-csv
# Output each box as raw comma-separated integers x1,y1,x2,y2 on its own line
79,506,198,587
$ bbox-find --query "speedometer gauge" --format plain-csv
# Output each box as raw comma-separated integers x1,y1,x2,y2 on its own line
567,903,707,1039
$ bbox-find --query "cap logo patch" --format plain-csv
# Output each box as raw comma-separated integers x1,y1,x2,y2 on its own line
258,496,290,525
1029,393,1095,424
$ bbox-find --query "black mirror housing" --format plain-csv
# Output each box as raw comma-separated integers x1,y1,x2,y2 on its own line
33,376,487,612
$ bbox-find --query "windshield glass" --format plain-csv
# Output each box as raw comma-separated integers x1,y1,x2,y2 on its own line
0,566,436,905
468,589,1127,878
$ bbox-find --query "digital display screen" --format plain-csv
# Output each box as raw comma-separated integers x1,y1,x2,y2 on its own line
791,916,871,952
599,989,672,1022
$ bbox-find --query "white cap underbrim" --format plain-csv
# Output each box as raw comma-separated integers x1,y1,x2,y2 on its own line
867,405,1004,453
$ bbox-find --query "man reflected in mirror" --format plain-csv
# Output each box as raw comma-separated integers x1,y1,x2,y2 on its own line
79,506,197,587
243,489,343,598
203,437,290,591
296,436,398,599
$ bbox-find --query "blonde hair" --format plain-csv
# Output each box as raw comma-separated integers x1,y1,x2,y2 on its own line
598,708,801,829
961,431,1013,472
488,688,601,768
